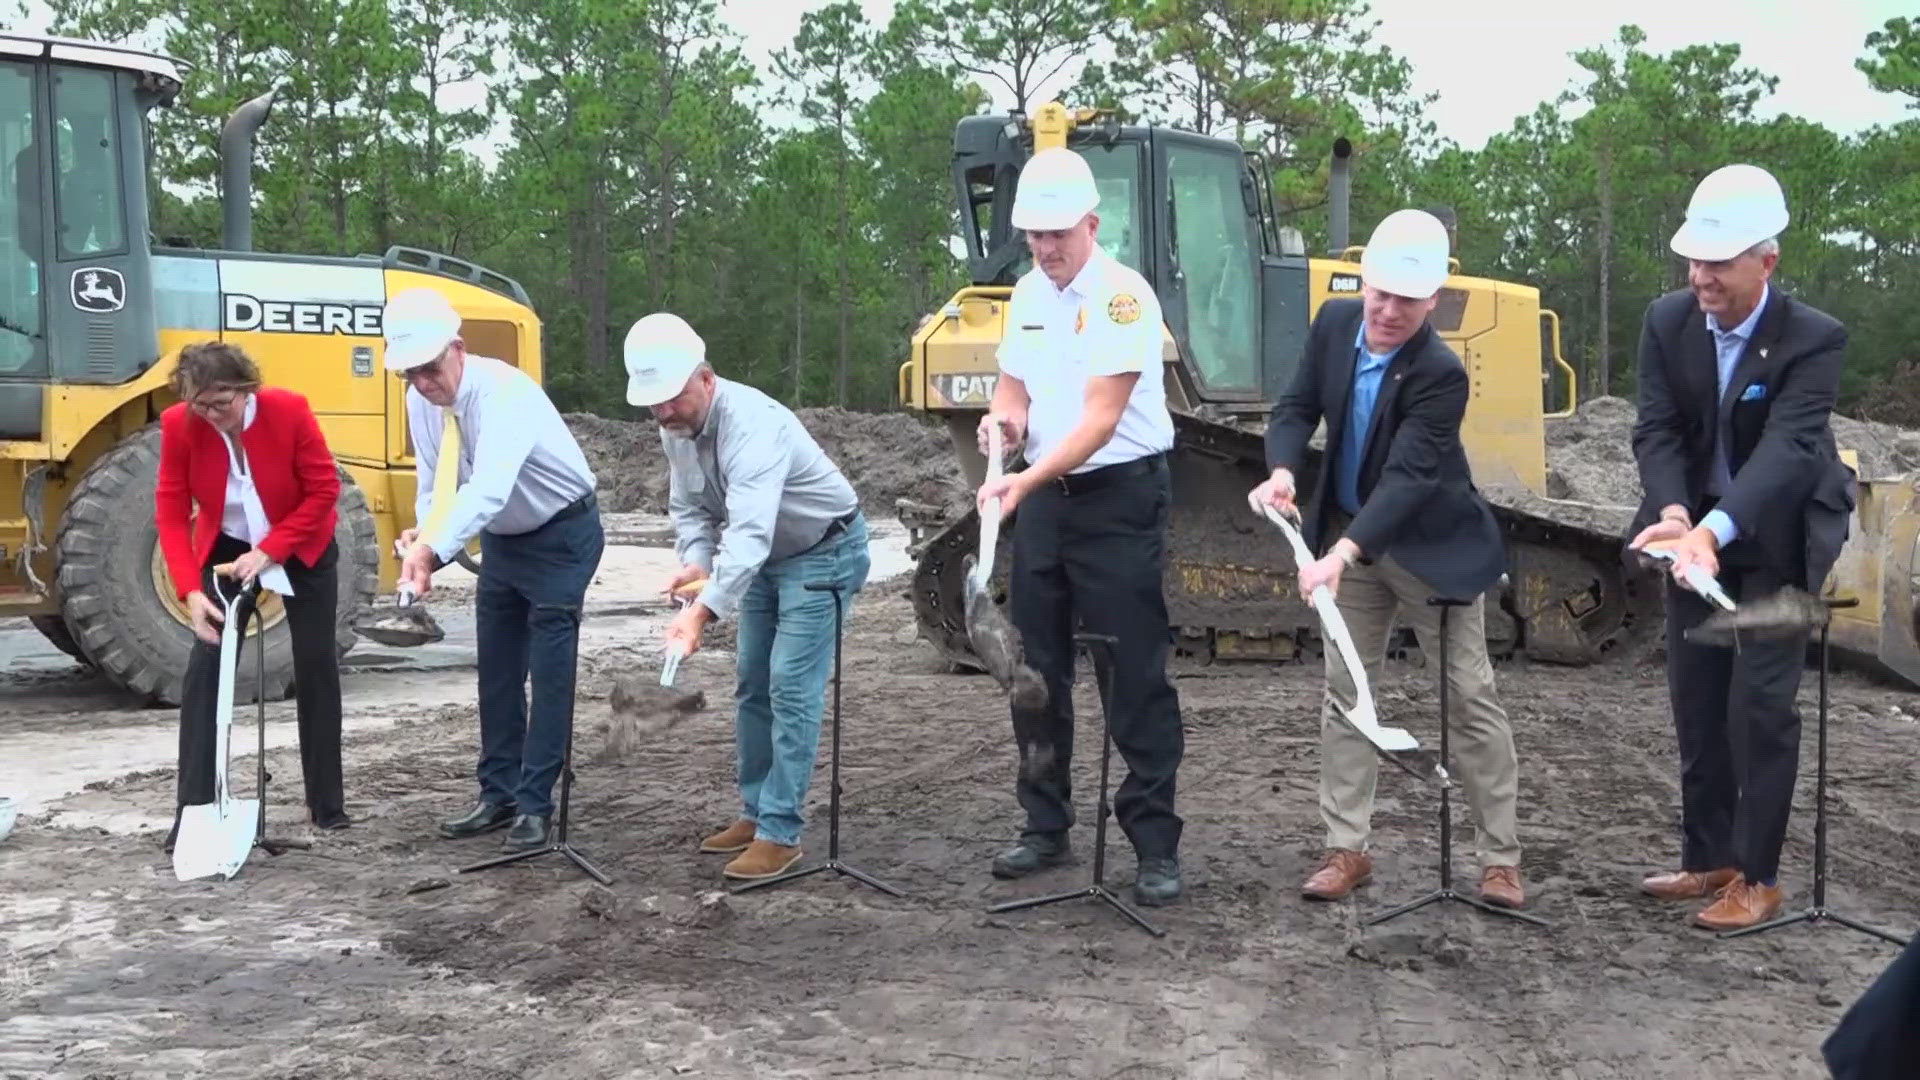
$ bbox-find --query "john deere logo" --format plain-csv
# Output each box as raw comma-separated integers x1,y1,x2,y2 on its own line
71,267,126,313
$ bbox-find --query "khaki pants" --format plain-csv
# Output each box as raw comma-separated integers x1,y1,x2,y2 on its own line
1317,551,1522,867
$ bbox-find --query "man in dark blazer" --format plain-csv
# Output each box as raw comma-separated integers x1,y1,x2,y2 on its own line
1253,208,1526,909
1628,162,1855,931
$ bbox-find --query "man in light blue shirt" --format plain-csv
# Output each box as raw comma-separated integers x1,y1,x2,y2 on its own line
383,286,606,855
625,312,870,883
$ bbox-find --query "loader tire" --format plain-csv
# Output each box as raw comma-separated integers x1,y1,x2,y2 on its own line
28,614,91,665
53,424,382,707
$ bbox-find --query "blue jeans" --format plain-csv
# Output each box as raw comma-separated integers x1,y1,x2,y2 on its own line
733,513,871,846
474,497,606,817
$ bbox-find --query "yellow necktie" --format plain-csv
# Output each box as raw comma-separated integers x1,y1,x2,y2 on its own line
414,407,461,553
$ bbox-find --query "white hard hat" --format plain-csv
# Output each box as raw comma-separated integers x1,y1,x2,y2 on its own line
1670,164,1789,262
382,287,463,372
624,312,706,407
1360,209,1451,299
1011,147,1099,231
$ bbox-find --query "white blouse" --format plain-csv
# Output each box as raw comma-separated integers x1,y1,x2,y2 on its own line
216,395,294,596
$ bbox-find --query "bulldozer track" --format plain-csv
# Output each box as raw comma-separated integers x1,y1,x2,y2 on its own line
908,412,1665,676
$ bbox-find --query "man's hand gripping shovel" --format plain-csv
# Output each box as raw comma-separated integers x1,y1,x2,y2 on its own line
964,421,1052,778
172,567,264,882
1252,498,1452,788
1635,540,1829,648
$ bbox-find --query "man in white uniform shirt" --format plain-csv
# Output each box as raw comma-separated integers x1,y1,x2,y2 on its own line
975,146,1185,906
382,286,605,853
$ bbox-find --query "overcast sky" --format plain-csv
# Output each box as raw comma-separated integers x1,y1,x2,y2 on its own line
6,0,1911,155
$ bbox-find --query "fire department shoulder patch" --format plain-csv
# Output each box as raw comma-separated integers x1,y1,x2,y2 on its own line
1107,293,1141,325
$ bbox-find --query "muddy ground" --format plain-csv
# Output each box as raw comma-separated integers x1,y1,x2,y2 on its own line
6,507,1920,1078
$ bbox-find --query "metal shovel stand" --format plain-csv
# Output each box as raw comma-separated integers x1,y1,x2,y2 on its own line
237,593,311,858
986,633,1165,938
458,603,610,885
1715,596,1908,947
734,582,906,898
1366,596,1548,929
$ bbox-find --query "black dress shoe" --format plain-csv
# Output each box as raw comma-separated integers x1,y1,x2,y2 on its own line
1133,855,1183,906
312,812,352,831
502,814,551,852
991,831,1070,879
440,801,516,839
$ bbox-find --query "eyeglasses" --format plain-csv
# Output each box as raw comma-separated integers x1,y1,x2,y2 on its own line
189,391,244,415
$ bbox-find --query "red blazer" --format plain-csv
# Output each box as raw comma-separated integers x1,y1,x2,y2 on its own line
155,386,340,600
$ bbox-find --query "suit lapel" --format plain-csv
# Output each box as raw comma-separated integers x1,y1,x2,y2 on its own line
1718,290,1788,434
1357,322,1427,474
1683,307,1720,423
1324,305,1363,450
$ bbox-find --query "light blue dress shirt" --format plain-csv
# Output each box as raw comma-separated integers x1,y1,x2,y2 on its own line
1336,320,1402,517
1701,284,1769,548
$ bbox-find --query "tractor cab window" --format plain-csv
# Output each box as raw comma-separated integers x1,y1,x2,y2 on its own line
51,66,127,261
0,61,41,377
1007,143,1146,281
1167,142,1260,393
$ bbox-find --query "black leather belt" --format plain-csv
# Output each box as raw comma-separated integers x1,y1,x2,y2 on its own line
542,491,598,529
810,507,860,549
1052,453,1166,496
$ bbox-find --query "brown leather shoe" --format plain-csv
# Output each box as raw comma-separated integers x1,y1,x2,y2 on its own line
700,819,756,854
1641,866,1737,901
1694,876,1784,930
1480,865,1526,909
1302,849,1372,900
724,839,803,880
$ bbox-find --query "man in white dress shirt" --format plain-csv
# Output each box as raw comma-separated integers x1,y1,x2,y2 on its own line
974,147,1186,906
382,286,604,852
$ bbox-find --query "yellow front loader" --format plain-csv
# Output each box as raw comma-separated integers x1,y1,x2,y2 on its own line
1,34,543,705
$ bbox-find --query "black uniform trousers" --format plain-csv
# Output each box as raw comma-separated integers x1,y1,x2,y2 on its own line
176,532,345,825
1007,452,1184,859
1662,555,1803,884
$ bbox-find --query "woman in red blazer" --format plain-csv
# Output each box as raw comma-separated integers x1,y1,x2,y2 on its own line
154,340,349,844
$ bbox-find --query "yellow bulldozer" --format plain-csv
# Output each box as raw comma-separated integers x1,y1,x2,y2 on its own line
1,33,542,705
897,101,1920,688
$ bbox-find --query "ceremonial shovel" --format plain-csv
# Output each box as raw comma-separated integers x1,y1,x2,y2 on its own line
1254,500,1449,787
962,421,1052,779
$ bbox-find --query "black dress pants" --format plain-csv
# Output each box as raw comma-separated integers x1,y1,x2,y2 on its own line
1662,555,1804,883
175,532,345,824
1007,453,1184,859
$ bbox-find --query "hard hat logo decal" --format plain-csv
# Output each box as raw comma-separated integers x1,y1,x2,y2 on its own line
1108,294,1140,325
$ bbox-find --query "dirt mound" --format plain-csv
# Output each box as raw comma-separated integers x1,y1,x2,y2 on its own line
1543,395,1920,507
565,406,967,516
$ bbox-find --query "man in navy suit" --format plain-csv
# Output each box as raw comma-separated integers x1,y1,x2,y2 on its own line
1627,163,1855,931
1254,209,1526,911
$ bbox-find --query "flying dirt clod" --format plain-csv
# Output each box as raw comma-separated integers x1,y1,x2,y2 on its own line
960,552,1053,779
603,678,708,760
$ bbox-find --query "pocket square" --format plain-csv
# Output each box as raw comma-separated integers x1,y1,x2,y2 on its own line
1740,383,1767,401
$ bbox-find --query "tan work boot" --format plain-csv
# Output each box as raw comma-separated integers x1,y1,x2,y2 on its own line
724,839,803,880
1301,849,1373,900
1693,876,1784,931
700,819,756,854
1641,866,1737,900
1480,865,1526,908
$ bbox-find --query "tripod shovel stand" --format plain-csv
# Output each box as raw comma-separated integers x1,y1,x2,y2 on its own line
733,582,906,898
459,602,611,885
986,633,1165,938
1707,596,1908,947
1366,596,1548,929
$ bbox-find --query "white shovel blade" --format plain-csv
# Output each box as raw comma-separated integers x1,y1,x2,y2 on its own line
172,797,260,881
1256,502,1422,756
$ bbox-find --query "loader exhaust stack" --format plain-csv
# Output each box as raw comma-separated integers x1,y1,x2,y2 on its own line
1328,137,1352,254
220,86,278,253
